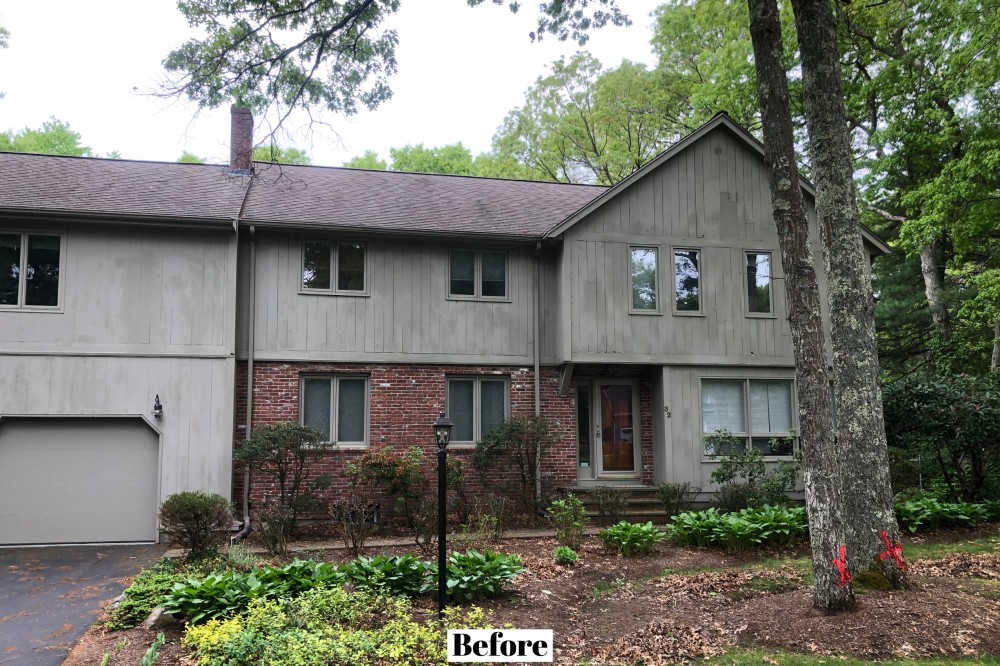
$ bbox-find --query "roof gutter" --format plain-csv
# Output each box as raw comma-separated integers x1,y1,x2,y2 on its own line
0,209,238,231
234,220,543,244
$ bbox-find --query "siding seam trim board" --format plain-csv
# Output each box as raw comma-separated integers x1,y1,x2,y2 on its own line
0,351,233,359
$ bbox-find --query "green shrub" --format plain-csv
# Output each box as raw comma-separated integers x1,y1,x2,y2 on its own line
158,491,234,556
547,494,588,549
237,422,334,529
553,545,578,566
344,446,428,526
254,502,292,556
472,415,556,517
341,555,435,597
656,482,700,516
706,430,800,510
162,559,343,624
895,496,990,532
182,587,493,666
446,550,524,601
591,485,629,527
106,560,187,630
667,505,808,550
599,521,667,556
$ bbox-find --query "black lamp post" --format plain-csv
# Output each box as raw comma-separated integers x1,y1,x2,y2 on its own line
433,410,453,620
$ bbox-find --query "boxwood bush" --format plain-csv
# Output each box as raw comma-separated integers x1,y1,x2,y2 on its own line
159,491,234,556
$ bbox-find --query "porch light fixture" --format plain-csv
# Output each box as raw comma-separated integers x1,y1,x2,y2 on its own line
433,410,453,619
152,394,163,418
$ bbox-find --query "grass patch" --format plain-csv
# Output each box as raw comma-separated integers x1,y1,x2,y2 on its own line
905,535,1000,561
591,578,627,599
706,648,1000,666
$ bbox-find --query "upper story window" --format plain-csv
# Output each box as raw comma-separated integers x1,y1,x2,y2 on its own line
702,378,795,457
302,240,366,294
449,250,507,300
301,375,369,447
673,248,701,314
746,252,772,315
0,232,62,309
447,376,508,445
629,246,659,313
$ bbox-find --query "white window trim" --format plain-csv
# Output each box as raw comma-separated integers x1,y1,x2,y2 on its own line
671,246,705,316
299,374,370,448
744,249,776,319
446,249,511,302
445,375,510,447
628,244,662,315
699,377,797,461
299,239,370,297
0,230,66,313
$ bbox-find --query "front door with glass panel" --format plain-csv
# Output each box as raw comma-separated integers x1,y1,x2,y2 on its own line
577,381,640,479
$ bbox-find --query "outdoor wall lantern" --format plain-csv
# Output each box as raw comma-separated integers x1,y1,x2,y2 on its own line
433,410,453,619
152,394,163,418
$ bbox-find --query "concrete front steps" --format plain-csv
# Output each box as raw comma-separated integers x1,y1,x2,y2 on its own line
556,485,671,524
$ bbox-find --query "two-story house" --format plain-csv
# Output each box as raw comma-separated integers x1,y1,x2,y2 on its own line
0,109,888,546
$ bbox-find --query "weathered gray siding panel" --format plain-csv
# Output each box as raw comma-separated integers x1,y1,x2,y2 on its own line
558,126,819,365
0,355,234,503
0,225,234,356
248,232,537,363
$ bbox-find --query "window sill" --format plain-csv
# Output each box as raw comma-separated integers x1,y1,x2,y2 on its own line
446,295,512,304
746,312,776,319
0,305,64,314
701,455,795,463
448,442,477,449
299,289,370,298
629,308,662,316
673,311,706,317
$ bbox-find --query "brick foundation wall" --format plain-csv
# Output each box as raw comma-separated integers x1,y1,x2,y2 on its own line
232,361,657,518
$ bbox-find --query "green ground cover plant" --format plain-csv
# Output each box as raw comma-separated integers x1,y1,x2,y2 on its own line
599,521,668,556
340,554,435,597
553,545,578,566
668,506,808,550
895,496,992,532
182,587,493,666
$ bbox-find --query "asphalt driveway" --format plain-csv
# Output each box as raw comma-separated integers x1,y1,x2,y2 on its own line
0,544,166,665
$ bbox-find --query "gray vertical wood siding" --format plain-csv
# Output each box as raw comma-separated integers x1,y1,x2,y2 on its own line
242,233,538,364
555,126,831,365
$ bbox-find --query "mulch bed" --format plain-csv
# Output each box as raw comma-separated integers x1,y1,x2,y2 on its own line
64,524,1000,665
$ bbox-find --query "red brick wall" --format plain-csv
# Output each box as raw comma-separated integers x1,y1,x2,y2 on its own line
232,361,656,516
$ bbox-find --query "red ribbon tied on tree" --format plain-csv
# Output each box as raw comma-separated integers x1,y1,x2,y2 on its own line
878,530,907,573
832,544,852,588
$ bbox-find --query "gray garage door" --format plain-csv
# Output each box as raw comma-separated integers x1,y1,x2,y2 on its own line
0,417,159,545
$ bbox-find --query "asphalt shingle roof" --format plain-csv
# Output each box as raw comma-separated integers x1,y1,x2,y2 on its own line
0,152,607,237
241,163,606,237
0,153,250,222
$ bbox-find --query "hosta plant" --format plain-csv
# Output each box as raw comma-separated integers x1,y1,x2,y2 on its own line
599,521,667,556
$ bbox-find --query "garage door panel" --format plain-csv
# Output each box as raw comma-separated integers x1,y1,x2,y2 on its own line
0,418,159,545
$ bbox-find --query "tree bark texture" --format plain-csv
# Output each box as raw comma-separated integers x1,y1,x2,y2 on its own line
919,240,951,339
992,300,1000,372
747,0,855,611
791,0,907,586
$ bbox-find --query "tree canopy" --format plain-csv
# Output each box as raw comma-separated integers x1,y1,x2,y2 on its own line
0,118,94,157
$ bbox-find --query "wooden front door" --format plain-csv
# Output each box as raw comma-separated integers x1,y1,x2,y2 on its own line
597,382,639,476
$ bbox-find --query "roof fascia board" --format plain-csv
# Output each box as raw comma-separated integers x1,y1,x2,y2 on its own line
0,209,236,230
238,220,540,244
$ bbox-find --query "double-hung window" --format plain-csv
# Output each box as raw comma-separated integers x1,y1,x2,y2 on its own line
449,250,507,299
629,246,659,313
701,378,794,456
446,376,508,445
302,240,366,294
0,232,62,309
301,375,369,446
745,251,773,315
673,248,701,313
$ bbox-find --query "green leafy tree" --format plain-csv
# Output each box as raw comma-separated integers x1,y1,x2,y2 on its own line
0,118,94,156
389,142,476,175
490,53,685,184
342,149,387,170
253,143,310,164
177,151,207,164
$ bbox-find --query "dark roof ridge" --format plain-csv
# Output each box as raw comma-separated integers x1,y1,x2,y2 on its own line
252,160,609,189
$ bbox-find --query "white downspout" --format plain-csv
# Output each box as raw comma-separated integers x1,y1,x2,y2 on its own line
233,224,256,543
534,242,542,510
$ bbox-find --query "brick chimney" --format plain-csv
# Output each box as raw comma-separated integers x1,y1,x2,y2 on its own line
230,106,253,172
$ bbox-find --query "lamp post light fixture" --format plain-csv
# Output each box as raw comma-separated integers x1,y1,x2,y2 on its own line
433,410,453,620
152,394,163,418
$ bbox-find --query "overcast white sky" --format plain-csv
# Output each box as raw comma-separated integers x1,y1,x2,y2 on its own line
0,1,661,166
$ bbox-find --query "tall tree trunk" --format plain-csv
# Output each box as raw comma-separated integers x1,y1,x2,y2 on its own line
919,240,950,339
791,0,907,587
992,300,1000,372
747,0,854,611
